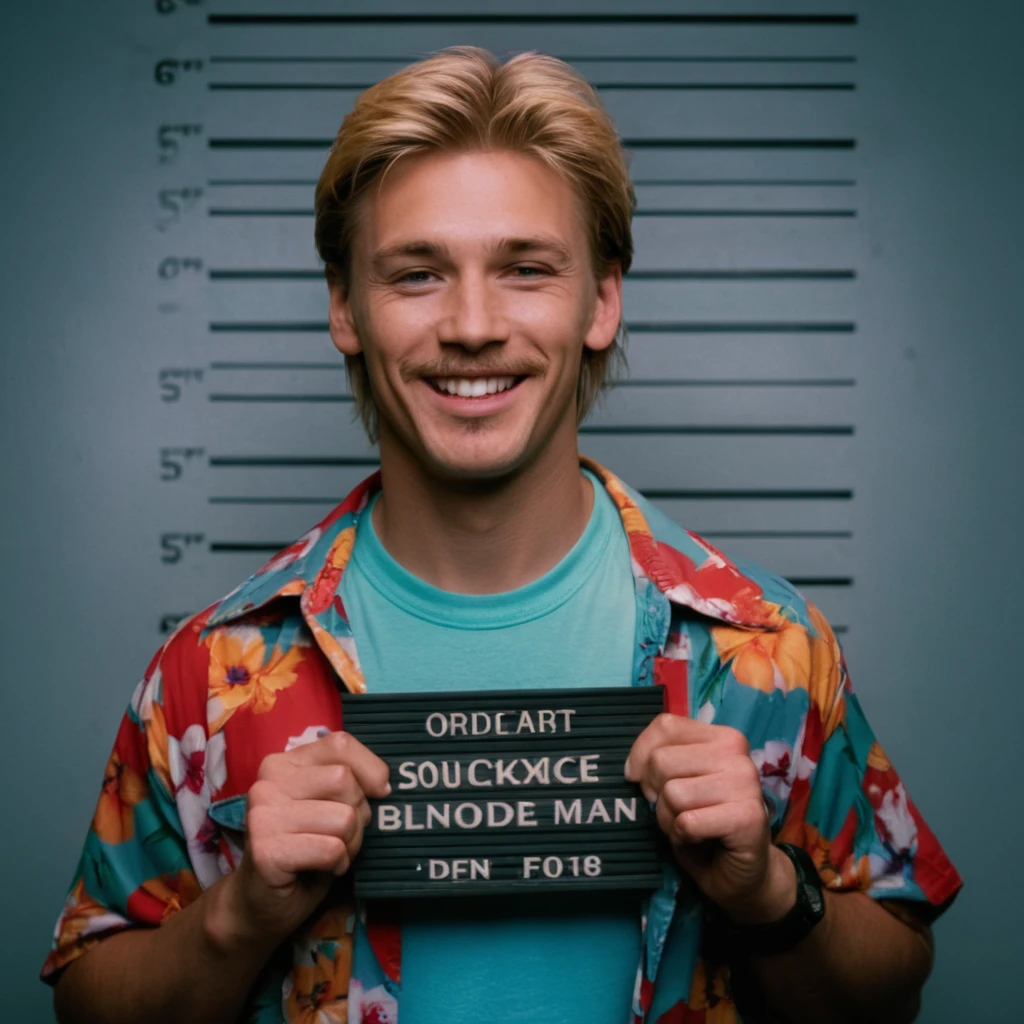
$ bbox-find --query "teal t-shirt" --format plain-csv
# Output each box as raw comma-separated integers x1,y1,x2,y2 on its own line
340,470,642,1023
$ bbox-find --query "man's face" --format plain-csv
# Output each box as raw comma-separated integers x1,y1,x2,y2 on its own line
328,149,621,481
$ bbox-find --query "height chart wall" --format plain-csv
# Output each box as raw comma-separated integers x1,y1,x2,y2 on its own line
145,3,860,648
6,1,1023,1020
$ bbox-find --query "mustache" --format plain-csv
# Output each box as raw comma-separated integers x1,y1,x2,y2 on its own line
402,356,546,380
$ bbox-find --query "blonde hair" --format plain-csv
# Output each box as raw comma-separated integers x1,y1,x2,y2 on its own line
314,46,635,443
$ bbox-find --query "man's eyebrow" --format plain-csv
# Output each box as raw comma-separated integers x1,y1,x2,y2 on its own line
371,237,574,264
493,236,574,262
371,240,453,263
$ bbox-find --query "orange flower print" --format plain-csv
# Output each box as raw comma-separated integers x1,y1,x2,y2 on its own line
206,626,304,733
92,747,148,845
712,603,844,737
284,907,354,1024
46,879,129,973
711,610,811,694
126,870,203,924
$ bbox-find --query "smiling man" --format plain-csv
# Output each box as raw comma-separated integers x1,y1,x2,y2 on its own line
45,48,960,1024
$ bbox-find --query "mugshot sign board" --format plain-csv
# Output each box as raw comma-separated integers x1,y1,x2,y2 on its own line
341,686,667,898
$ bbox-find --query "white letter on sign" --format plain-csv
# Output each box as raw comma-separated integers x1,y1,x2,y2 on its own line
554,798,582,825
487,801,515,827
397,761,418,790
377,805,402,831
516,801,538,827
428,859,450,879
425,714,447,738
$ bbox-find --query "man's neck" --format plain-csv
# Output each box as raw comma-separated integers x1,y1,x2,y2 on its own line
371,428,593,596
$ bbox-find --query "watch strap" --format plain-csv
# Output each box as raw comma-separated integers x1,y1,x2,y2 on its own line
720,842,826,957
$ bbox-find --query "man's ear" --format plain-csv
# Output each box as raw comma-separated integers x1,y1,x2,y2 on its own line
583,264,623,354
327,266,363,357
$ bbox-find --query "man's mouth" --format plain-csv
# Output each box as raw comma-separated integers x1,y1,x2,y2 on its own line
426,375,525,398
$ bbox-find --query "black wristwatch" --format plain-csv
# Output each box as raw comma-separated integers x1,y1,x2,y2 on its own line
720,842,826,957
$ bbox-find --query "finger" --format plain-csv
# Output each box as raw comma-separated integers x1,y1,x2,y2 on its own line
249,833,351,886
277,731,391,797
256,762,368,807
625,714,747,783
670,799,768,849
640,744,753,801
659,771,761,817
255,798,363,841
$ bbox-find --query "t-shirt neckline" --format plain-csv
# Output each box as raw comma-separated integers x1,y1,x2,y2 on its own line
349,470,618,630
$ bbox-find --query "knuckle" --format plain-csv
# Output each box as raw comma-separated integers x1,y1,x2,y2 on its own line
247,779,277,807
654,712,678,735
661,777,687,811
649,744,674,780
336,803,357,833
330,731,351,758
245,799,275,837
256,753,284,782
330,763,353,792
724,728,750,755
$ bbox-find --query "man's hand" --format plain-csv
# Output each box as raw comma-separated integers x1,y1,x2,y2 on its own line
212,731,391,952
625,713,795,925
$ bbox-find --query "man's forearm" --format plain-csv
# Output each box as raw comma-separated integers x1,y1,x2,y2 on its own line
53,874,279,1024
746,890,933,1024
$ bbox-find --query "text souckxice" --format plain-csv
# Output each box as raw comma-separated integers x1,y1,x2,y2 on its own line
396,754,602,790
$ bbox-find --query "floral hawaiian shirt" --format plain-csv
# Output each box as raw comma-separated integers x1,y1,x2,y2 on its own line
42,459,962,1023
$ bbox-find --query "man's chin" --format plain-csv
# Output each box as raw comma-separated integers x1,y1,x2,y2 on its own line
412,431,535,484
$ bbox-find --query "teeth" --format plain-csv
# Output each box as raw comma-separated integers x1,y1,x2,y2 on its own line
433,376,518,397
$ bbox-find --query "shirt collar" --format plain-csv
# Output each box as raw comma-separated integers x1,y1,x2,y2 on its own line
207,458,779,635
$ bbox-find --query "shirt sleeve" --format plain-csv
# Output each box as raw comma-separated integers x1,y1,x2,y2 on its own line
775,601,963,918
40,621,208,983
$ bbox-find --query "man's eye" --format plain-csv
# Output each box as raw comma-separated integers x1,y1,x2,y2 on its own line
395,270,434,285
511,265,547,278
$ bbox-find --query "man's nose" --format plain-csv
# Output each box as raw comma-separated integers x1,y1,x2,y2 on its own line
438,273,509,350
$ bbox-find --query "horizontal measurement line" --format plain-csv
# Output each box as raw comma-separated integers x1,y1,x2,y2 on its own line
209,321,857,335
635,178,856,187
210,496,342,504
207,207,857,219
636,209,856,217
209,55,858,65
204,368,854,388
786,576,853,587
209,456,379,468
208,178,319,186
210,14,857,26
616,378,856,387
208,268,856,282
643,489,852,500
208,82,855,92
210,542,288,553
628,321,856,333
210,361,344,370
697,530,852,539
210,321,326,332
208,137,857,151
209,208,309,216
205,177,856,189
209,393,353,402
578,425,853,436
208,489,854,505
